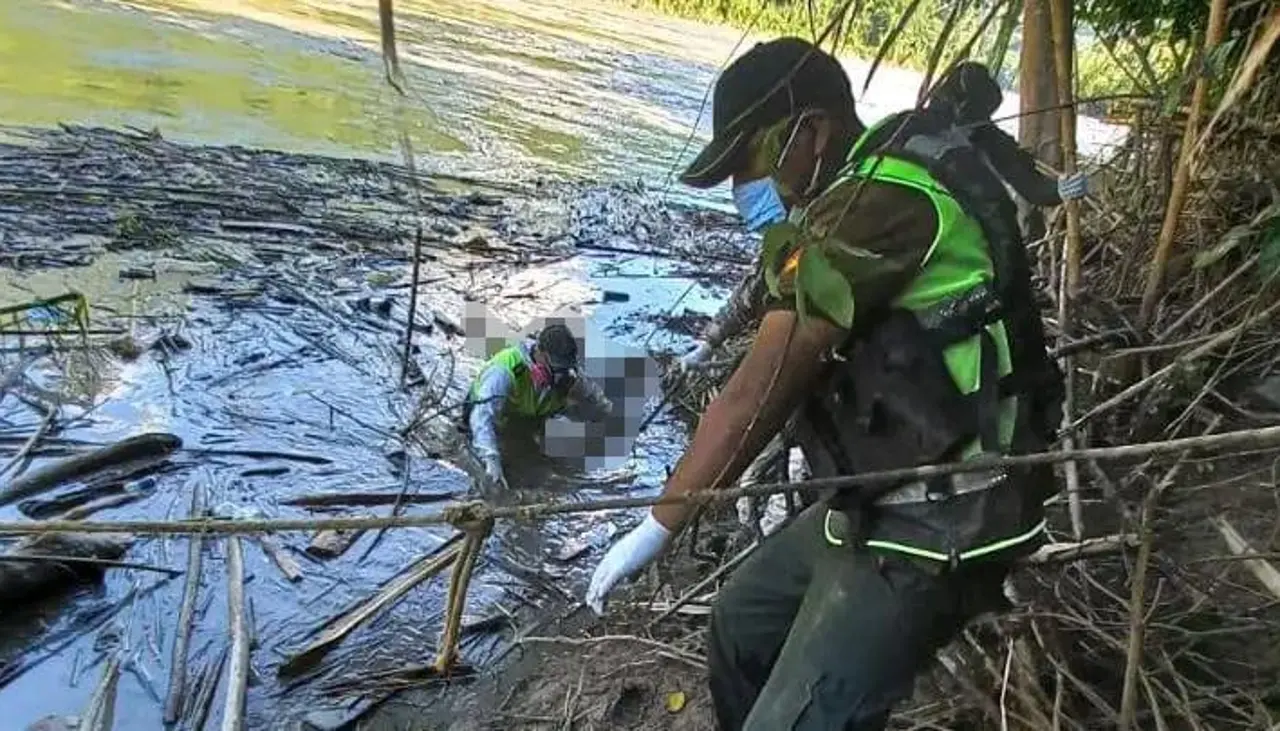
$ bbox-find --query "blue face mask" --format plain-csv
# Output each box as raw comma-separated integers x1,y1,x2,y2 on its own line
732,178,788,232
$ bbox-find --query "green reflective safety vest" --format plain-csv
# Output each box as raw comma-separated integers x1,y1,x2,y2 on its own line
470,345,569,424
808,124,1048,564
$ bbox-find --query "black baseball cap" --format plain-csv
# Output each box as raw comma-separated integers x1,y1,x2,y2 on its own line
680,37,856,189
537,323,578,371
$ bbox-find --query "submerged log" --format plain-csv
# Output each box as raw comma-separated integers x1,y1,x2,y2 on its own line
0,433,181,507
0,533,133,603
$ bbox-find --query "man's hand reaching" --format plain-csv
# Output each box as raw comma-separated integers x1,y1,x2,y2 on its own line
585,512,671,614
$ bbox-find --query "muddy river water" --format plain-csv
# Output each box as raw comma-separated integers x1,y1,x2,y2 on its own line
0,1,1125,728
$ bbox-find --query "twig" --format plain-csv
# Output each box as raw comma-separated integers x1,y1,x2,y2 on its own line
520,635,705,669
0,406,55,479
221,537,249,731
1071,299,1280,430
1211,515,1280,602
357,459,413,563
648,539,757,628
3,426,1280,537
1023,533,1139,563
400,226,424,388
1154,253,1260,343
1117,493,1156,731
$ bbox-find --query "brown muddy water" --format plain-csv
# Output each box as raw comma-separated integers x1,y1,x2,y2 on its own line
0,1,1127,728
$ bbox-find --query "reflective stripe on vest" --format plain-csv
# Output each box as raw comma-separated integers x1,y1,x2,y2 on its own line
470,345,567,420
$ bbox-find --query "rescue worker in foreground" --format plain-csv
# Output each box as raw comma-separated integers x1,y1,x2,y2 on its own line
674,59,1084,537
466,323,613,492
585,37,1060,730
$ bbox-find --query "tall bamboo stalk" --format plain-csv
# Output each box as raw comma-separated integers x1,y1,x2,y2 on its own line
1048,0,1084,539
1137,0,1230,330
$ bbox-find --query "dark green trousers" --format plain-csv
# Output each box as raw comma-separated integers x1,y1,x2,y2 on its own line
707,503,1010,730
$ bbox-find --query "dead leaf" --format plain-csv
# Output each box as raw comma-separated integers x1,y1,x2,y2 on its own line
665,690,687,713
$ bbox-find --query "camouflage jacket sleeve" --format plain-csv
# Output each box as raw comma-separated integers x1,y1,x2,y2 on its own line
702,262,768,350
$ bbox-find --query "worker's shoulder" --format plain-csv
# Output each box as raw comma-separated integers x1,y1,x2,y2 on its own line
801,173,938,256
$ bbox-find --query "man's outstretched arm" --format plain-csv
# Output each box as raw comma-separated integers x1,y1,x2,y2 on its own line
586,308,845,612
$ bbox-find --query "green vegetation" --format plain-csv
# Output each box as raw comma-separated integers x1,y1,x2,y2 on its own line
623,0,983,72
621,0,1251,100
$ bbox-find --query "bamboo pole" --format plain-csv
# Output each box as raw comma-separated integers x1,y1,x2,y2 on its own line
163,484,204,725
1,427,1280,539
433,519,492,673
1137,0,1230,330
1047,0,1084,541
221,537,249,731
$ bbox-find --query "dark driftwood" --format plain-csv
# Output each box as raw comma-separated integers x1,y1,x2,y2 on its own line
282,491,454,509
0,433,181,507
163,485,205,725
0,533,133,603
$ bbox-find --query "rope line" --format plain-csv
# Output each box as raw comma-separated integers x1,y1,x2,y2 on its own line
2,425,1278,537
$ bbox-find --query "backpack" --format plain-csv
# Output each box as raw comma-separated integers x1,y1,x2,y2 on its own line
851,91,1065,450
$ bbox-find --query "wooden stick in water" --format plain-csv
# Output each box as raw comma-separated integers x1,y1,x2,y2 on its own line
221,537,250,731
434,520,492,673
252,535,302,583
279,535,462,677
81,654,122,731
163,484,205,725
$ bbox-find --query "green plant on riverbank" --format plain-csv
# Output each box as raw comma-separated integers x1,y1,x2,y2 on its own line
623,0,980,71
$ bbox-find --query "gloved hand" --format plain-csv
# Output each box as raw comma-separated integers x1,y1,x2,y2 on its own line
1057,172,1089,201
678,341,714,374
585,512,672,614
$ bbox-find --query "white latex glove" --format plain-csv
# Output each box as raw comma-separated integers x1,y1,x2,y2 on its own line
585,512,672,614
1057,172,1089,201
678,341,714,373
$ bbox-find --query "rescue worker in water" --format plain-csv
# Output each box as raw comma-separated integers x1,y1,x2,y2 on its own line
465,323,613,491
584,37,1063,730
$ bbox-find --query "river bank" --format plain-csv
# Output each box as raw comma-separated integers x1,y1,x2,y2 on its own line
0,123,756,729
